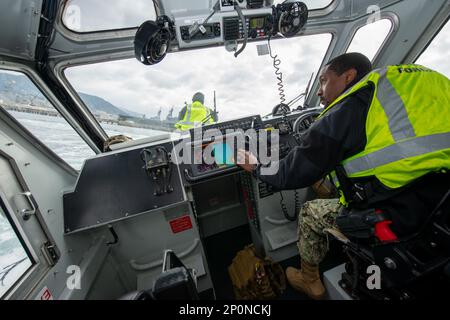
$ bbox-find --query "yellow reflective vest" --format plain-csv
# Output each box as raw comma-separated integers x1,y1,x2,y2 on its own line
175,101,215,131
318,64,450,205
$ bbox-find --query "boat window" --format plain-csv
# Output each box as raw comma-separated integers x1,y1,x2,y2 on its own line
62,0,157,33
346,19,392,61
64,33,332,137
0,70,96,170
416,20,450,78
0,202,33,298
273,0,334,10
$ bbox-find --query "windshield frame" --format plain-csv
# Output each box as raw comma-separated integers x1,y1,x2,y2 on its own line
57,29,335,139
58,0,339,38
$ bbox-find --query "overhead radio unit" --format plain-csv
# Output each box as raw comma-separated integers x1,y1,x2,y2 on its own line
179,23,221,41
223,14,272,40
220,0,264,10
171,2,308,51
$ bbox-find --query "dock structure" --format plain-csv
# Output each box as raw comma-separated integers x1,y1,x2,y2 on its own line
4,103,60,117
2,104,177,132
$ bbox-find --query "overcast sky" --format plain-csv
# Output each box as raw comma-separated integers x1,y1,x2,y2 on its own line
63,0,450,122
66,34,332,120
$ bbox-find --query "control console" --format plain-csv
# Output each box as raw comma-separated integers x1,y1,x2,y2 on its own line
189,114,262,139
223,14,272,40
174,7,273,49
179,131,246,184
261,108,322,159
176,116,262,184
180,23,221,41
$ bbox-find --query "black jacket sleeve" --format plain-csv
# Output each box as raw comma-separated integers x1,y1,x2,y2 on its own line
255,87,372,190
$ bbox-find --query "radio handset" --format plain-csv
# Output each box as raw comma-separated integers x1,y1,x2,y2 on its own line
233,1,248,57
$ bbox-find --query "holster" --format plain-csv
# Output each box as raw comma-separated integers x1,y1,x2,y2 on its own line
336,207,389,239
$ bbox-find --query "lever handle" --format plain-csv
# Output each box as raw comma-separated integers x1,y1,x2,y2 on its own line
18,191,38,221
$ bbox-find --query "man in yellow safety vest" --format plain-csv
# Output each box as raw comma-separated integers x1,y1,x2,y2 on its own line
175,92,215,130
237,52,450,299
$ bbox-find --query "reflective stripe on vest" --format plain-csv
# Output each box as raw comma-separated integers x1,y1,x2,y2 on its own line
376,68,416,141
343,132,450,175
319,64,450,197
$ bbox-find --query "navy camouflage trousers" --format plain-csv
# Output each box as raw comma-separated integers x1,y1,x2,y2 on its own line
297,198,341,265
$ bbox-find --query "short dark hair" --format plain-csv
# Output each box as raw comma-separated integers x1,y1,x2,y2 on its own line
192,92,205,104
326,52,372,84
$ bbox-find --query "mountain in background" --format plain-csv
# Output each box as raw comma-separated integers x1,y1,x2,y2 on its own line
0,72,40,94
119,106,144,118
78,92,132,116
0,72,146,117
0,72,48,106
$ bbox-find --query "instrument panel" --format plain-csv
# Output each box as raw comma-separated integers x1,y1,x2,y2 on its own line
174,7,273,49
223,14,272,41
62,109,322,233
180,23,221,41
261,107,322,159
181,138,240,184
189,114,262,139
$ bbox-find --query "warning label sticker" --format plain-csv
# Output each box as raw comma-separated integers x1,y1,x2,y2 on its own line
169,215,193,234
35,286,53,300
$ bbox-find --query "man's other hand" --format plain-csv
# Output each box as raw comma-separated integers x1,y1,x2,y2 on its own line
236,149,258,172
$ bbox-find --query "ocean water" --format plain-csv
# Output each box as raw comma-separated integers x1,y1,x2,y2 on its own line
1,112,166,297
9,111,167,170
0,213,32,298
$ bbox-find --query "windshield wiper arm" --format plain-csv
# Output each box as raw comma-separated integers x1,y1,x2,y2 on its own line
0,257,28,285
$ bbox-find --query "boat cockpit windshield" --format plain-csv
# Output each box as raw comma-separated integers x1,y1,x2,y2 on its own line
0,0,449,302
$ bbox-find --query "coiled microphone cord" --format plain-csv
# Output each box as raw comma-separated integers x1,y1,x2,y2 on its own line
268,37,286,105
280,190,301,221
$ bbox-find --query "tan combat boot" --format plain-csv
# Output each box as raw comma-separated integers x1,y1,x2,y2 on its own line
285,261,326,300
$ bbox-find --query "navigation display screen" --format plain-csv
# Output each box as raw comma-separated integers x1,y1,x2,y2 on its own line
186,131,247,180
192,141,235,174
213,143,234,165
249,17,265,29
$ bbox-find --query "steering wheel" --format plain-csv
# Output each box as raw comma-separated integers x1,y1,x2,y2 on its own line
292,110,321,133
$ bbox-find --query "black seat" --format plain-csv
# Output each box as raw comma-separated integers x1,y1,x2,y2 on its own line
118,250,199,300
336,189,450,299
152,266,199,300
152,249,199,300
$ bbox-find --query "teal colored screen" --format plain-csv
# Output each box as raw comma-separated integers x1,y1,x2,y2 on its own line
213,143,234,165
